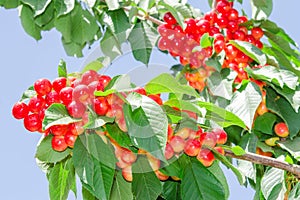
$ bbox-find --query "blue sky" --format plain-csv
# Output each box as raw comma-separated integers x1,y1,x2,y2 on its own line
0,1,299,199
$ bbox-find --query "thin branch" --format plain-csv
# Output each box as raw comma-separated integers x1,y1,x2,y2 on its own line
225,149,300,179
123,7,164,26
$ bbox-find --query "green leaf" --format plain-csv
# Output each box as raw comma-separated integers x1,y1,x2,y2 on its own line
61,38,84,57
35,135,72,163
159,1,185,29
174,4,193,18
162,181,181,200
123,93,168,161
82,186,97,200
261,160,286,200
84,114,114,129
132,156,162,200
128,21,158,65
73,137,115,200
250,0,272,20
100,28,122,62
103,74,132,92
207,68,237,100
20,86,36,102
226,82,261,129
288,182,300,200
266,87,300,138
0,0,20,9
42,103,81,130
200,33,213,48
198,101,247,129
106,0,119,10
20,5,42,40
34,1,54,29
54,0,75,17
48,158,76,200
181,158,226,200
110,171,133,200
253,112,277,135
58,59,67,78
231,146,246,156
21,0,51,16
205,51,226,72
145,73,199,98
278,137,300,161
106,124,133,150
230,40,267,65
81,60,104,74
246,65,298,90
164,99,205,118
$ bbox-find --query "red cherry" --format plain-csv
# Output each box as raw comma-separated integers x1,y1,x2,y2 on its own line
169,135,185,153
199,132,217,148
274,122,289,137
227,8,239,21
49,124,68,136
184,139,201,157
93,97,109,116
225,44,239,60
157,24,172,37
148,94,163,105
165,143,174,160
255,40,263,49
163,12,177,25
216,13,229,29
233,30,246,41
68,122,84,136
52,135,68,152
197,149,215,167
157,38,169,51
81,70,99,85
12,102,29,119
212,128,227,144
235,51,250,63
216,0,231,14
73,84,90,103
52,77,67,93
133,87,147,95
64,131,78,148
237,16,248,24
245,35,256,45
204,11,217,25
98,75,111,89
209,26,221,36
122,166,133,182
214,39,226,54
45,91,60,105
59,87,73,106
67,101,86,118
34,78,52,96
121,149,137,164
24,113,42,132
28,96,46,113
196,19,210,34
227,20,239,32
87,81,99,97
214,146,225,155
184,18,197,34
251,27,264,40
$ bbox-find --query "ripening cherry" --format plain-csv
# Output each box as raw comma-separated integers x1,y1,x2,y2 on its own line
214,39,225,54
216,0,231,14
251,27,264,40
274,122,289,137
59,87,74,106
184,139,201,157
121,149,137,164
23,113,42,132
165,143,174,160
157,38,169,51
148,94,163,105
73,84,90,103
49,124,68,136
122,165,133,182
225,44,239,60
169,135,186,153
116,117,128,132
265,137,280,147
52,135,68,152
199,132,217,148
197,149,215,167
147,153,161,171
68,122,84,136
175,127,191,139
98,75,111,89
155,170,169,181
45,91,60,105
64,131,78,148
52,77,67,93
214,146,225,155
256,102,268,116
256,147,273,157
28,96,46,113
87,81,99,96
212,128,227,144
163,12,177,25
12,102,29,119
81,70,98,85
157,24,171,37
67,101,86,118
93,97,109,116
34,78,52,96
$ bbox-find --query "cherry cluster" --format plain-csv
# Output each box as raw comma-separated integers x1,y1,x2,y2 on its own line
157,0,265,91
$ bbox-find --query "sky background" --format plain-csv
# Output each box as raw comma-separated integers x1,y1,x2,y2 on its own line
0,1,300,199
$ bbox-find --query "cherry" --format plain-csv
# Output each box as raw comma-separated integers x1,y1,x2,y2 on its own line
59,87,73,106
175,127,190,139
274,122,289,137
67,101,86,118
265,137,280,147
133,87,147,95
251,27,264,40
225,44,239,60
49,124,68,136
157,38,169,51
12,102,29,119
214,146,225,155
73,84,90,103
167,124,174,141
214,39,226,54
227,20,239,32
256,147,272,157
255,40,263,49
165,143,174,160
148,94,163,105
98,75,111,89
256,102,268,116
184,18,197,34
93,97,109,116
196,19,210,34
197,149,215,167
184,139,201,156
233,30,246,41
227,8,238,21
81,70,98,85
212,128,227,144
199,132,217,148
163,12,177,25
122,166,133,182
245,35,256,45
204,11,217,25
52,77,67,93
237,16,248,24
216,14,229,29
34,78,52,96
28,96,46,113
68,122,84,136
155,170,169,181
157,24,171,37
64,131,78,148
169,136,185,153
52,135,68,152
121,149,137,164
45,91,60,105
216,0,231,14
24,113,42,132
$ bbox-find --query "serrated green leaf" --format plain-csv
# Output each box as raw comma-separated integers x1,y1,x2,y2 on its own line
84,115,114,129
82,186,97,200
207,162,229,199
20,5,42,40
0,0,20,9
132,156,162,200
54,0,75,17
162,181,181,200
174,4,193,19
34,1,54,28
49,158,76,200
200,33,212,48
35,135,72,163
100,29,122,61
81,60,104,74
42,103,81,130
270,85,300,112
58,59,67,78
226,82,261,129
250,0,272,20
159,1,185,28
230,40,266,65
21,0,51,16
253,112,277,135
128,21,158,65
145,73,199,98
205,51,226,72
106,124,133,150
288,182,300,200
73,137,115,200
278,137,300,161
231,146,246,156
123,93,168,161
61,37,84,57
181,158,226,200
20,86,36,102
266,87,300,138
110,171,133,200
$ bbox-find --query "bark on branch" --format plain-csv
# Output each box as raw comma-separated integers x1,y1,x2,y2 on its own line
225,149,300,178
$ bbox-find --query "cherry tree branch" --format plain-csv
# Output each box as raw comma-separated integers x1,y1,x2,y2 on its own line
123,7,164,26
225,149,300,178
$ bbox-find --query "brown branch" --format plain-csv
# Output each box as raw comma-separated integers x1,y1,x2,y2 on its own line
123,7,164,26
225,149,300,179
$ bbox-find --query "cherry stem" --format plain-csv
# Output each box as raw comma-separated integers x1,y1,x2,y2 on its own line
224,149,300,179
123,7,164,26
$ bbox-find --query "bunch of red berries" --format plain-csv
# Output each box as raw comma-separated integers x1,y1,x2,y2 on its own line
157,0,265,91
